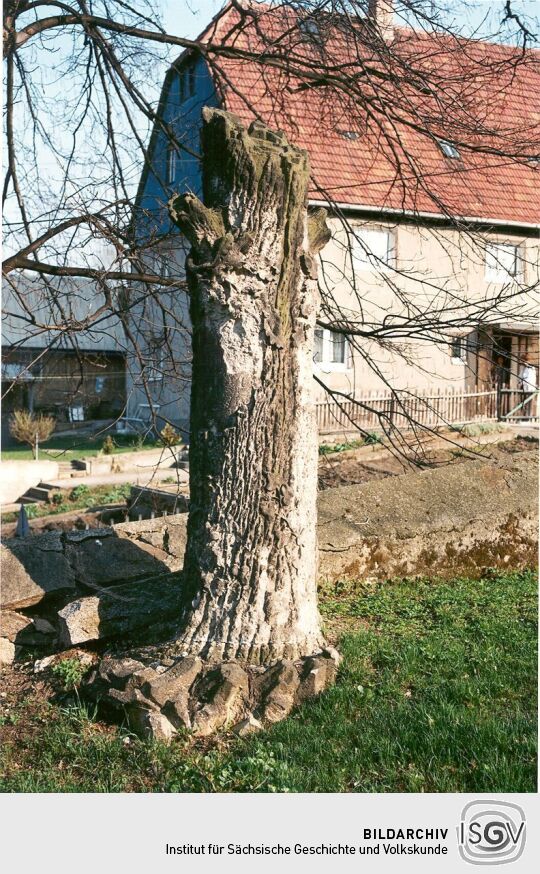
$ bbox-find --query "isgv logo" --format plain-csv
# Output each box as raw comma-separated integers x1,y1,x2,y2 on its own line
458,800,526,865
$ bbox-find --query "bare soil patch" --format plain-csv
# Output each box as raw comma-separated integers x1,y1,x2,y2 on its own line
318,434,536,490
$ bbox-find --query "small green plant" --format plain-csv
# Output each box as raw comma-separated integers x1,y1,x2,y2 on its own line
51,658,88,691
97,483,131,504
102,435,116,455
319,438,365,455
363,431,382,445
460,421,508,438
70,484,91,501
160,423,180,447
23,503,39,518
51,492,65,506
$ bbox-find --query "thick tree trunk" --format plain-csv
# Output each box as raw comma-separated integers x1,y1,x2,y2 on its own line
168,109,330,664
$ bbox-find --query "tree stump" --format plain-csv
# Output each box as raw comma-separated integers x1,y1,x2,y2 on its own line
84,111,337,741
168,108,331,665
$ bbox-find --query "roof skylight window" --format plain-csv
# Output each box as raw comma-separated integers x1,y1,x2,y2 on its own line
438,139,461,159
337,129,359,141
300,18,320,37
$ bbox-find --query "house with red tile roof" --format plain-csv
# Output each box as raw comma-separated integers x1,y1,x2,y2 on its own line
129,1,539,433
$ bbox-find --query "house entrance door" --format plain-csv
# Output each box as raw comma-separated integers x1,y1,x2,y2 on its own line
493,331,539,421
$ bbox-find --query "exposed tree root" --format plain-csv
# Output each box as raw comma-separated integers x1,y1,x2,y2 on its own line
84,647,341,741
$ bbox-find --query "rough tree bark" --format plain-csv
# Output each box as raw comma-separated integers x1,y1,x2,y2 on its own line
168,108,331,665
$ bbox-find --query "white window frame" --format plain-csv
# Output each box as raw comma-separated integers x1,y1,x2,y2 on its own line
485,241,520,283
143,346,165,383
137,402,161,425
352,226,395,273
166,145,177,185
314,327,350,372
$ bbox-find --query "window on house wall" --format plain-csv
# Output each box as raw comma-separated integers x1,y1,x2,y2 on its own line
314,327,324,364
331,331,346,364
159,260,172,279
179,65,195,103
352,227,394,271
145,354,164,383
450,335,467,363
143,339,165,382
314,328,349,368
166,144,177,185
485,242,520,282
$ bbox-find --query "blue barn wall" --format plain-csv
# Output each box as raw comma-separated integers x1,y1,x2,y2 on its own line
136,56,221,242
126,56,222,431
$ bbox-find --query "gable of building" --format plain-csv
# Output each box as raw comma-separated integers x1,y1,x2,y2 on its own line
135,1,539,240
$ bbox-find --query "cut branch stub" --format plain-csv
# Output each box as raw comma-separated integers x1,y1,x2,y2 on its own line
168,108,328,665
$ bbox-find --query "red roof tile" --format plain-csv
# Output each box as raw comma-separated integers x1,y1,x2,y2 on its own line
198,3,539,225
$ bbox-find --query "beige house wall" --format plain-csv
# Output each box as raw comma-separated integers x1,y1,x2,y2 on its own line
126,217,539,425
315,217,539,400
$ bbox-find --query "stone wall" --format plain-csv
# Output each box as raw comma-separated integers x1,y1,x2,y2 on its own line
2,448,537,608
112,447,538,584
1,447,537,660
317,448,538,581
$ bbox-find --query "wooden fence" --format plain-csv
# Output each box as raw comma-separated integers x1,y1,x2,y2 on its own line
499,389,539,422
316,386,505,434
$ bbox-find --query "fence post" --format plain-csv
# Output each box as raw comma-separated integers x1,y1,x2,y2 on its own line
388,394,395,426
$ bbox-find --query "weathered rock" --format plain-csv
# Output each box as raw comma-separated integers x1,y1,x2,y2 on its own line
318,449,538,582
163,697,191,730
1,611,33,642
84,658,161,714
57,574,184,646
297,655,338,702
108,686,158,710
162,520,188,570
127,706,177,742
96,656,147,688
233,714,263,737
82,647,340,740
0,638,15,665
34,653,56,673
114,515,188,573
258,660,300,724
34,649,95,673
192,663,249,736
1,533,76,610
0,610,56,646
142,657,202,708
33,617,56,635
322,646,342,667
65,532,170,589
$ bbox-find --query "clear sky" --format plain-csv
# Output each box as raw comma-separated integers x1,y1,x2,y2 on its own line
161,1,539,44
162,0,226,39
4,1,537,263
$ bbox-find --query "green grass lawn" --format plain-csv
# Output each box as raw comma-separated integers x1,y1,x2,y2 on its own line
0,569,536,792
1,433,168,462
